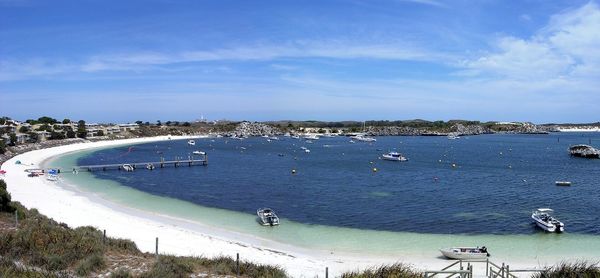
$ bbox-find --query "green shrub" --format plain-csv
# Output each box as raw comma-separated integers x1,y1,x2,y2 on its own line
110,267,133,278
341,263,423,278
75,253,106,276
140,255,194,278
533,261,600,278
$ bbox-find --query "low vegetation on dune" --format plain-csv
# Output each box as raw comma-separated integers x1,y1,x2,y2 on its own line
341,263,423,278
533,261,600,278
2,179,599,278
0,179,286,277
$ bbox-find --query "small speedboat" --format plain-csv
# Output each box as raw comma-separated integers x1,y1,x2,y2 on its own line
532,208,564,232
440,246,490,259
555,181,571,186
257,208,280,226
303,134,319,140
188,140,196,146
193,150,206,155
146,163,155,170
382,152,408,161
122,164,134,172
447,133,460,140
352,135,376,142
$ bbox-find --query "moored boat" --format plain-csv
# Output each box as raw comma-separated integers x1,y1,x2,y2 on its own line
532,208,564,232
382,152,408,161
440,246,489,259
555,181,571,186
193,150,206,155
257,208,280,226
352,135,376,142
187,140,196,146
122,164,134,172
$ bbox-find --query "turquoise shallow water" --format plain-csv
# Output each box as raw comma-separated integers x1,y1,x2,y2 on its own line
47,134,600,260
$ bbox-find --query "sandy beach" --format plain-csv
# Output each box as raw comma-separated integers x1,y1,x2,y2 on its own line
2,135,597,277
1,136,440,277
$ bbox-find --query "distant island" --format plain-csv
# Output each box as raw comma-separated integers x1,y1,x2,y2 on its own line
1,115,599,160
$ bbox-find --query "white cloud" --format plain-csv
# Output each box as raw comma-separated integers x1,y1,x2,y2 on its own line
465,2,600,83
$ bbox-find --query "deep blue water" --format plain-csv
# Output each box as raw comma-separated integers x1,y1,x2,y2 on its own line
78,133,600,235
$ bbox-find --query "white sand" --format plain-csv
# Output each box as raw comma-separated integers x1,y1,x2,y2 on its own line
2,136,458,277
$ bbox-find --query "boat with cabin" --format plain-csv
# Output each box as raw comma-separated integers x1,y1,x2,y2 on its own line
122,164,134,172
257,208,280,226
440,246,490,259
187,140,196,146
532,208,564,232
382,152,408,161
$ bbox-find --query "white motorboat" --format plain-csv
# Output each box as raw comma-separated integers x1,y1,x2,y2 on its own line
188,140,196,146
291,135,300,139
440,246,489,259
555,181,571,186
122,164,134,172
146,163,155,170
532,208,564,232
46,174,59,181
447,133,460,140
352,135,377,142
303,134,320,140
257,208,280,226
269,136,279,140
382,152,408,161
193,150,206,155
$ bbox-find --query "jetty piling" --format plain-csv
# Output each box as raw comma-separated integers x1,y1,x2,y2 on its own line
155,237,159,260
236,253,240,276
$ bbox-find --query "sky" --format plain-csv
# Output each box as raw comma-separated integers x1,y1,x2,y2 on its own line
0,0,599,123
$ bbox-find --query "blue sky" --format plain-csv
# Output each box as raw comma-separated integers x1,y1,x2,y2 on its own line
1,0,599,123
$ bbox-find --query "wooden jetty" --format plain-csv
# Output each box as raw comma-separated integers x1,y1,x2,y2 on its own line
76,155,208,172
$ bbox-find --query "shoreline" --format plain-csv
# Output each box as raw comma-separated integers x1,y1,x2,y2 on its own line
0,135,416,276
1,135,599,276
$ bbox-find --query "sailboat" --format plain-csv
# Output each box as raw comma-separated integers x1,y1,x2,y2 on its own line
352,121,377,142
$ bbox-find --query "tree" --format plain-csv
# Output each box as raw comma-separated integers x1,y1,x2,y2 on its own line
0,139,6,154
53,124,63,130
9,133,17,146
37,116,58,124
96,130,105,136
135,121,143,125
62,118,71,124
182,122,191,127
27,132,39,143
0,179,14,212
156,120,162,126
19,126,29,133
50,131,65,140
165,121,172,126
0,118,5,125
37,124,52,132
77,120,87,138
66,130,76,138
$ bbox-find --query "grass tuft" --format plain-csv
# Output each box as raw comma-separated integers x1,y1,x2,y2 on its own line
341,263,423,278
533,261,600,278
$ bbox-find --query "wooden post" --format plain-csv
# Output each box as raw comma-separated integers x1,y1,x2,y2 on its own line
325,267,328,278
236,253,239,276
15,210,18,228
506,265,510,278
103,229,106,244
501,263,505,277
486,258,489,276
155,237,159,260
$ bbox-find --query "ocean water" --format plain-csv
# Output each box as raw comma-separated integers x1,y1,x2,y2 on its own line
48,133,600,259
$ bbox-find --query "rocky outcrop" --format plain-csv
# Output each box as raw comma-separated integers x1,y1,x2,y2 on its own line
229,122,282,137
363,124,492,136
